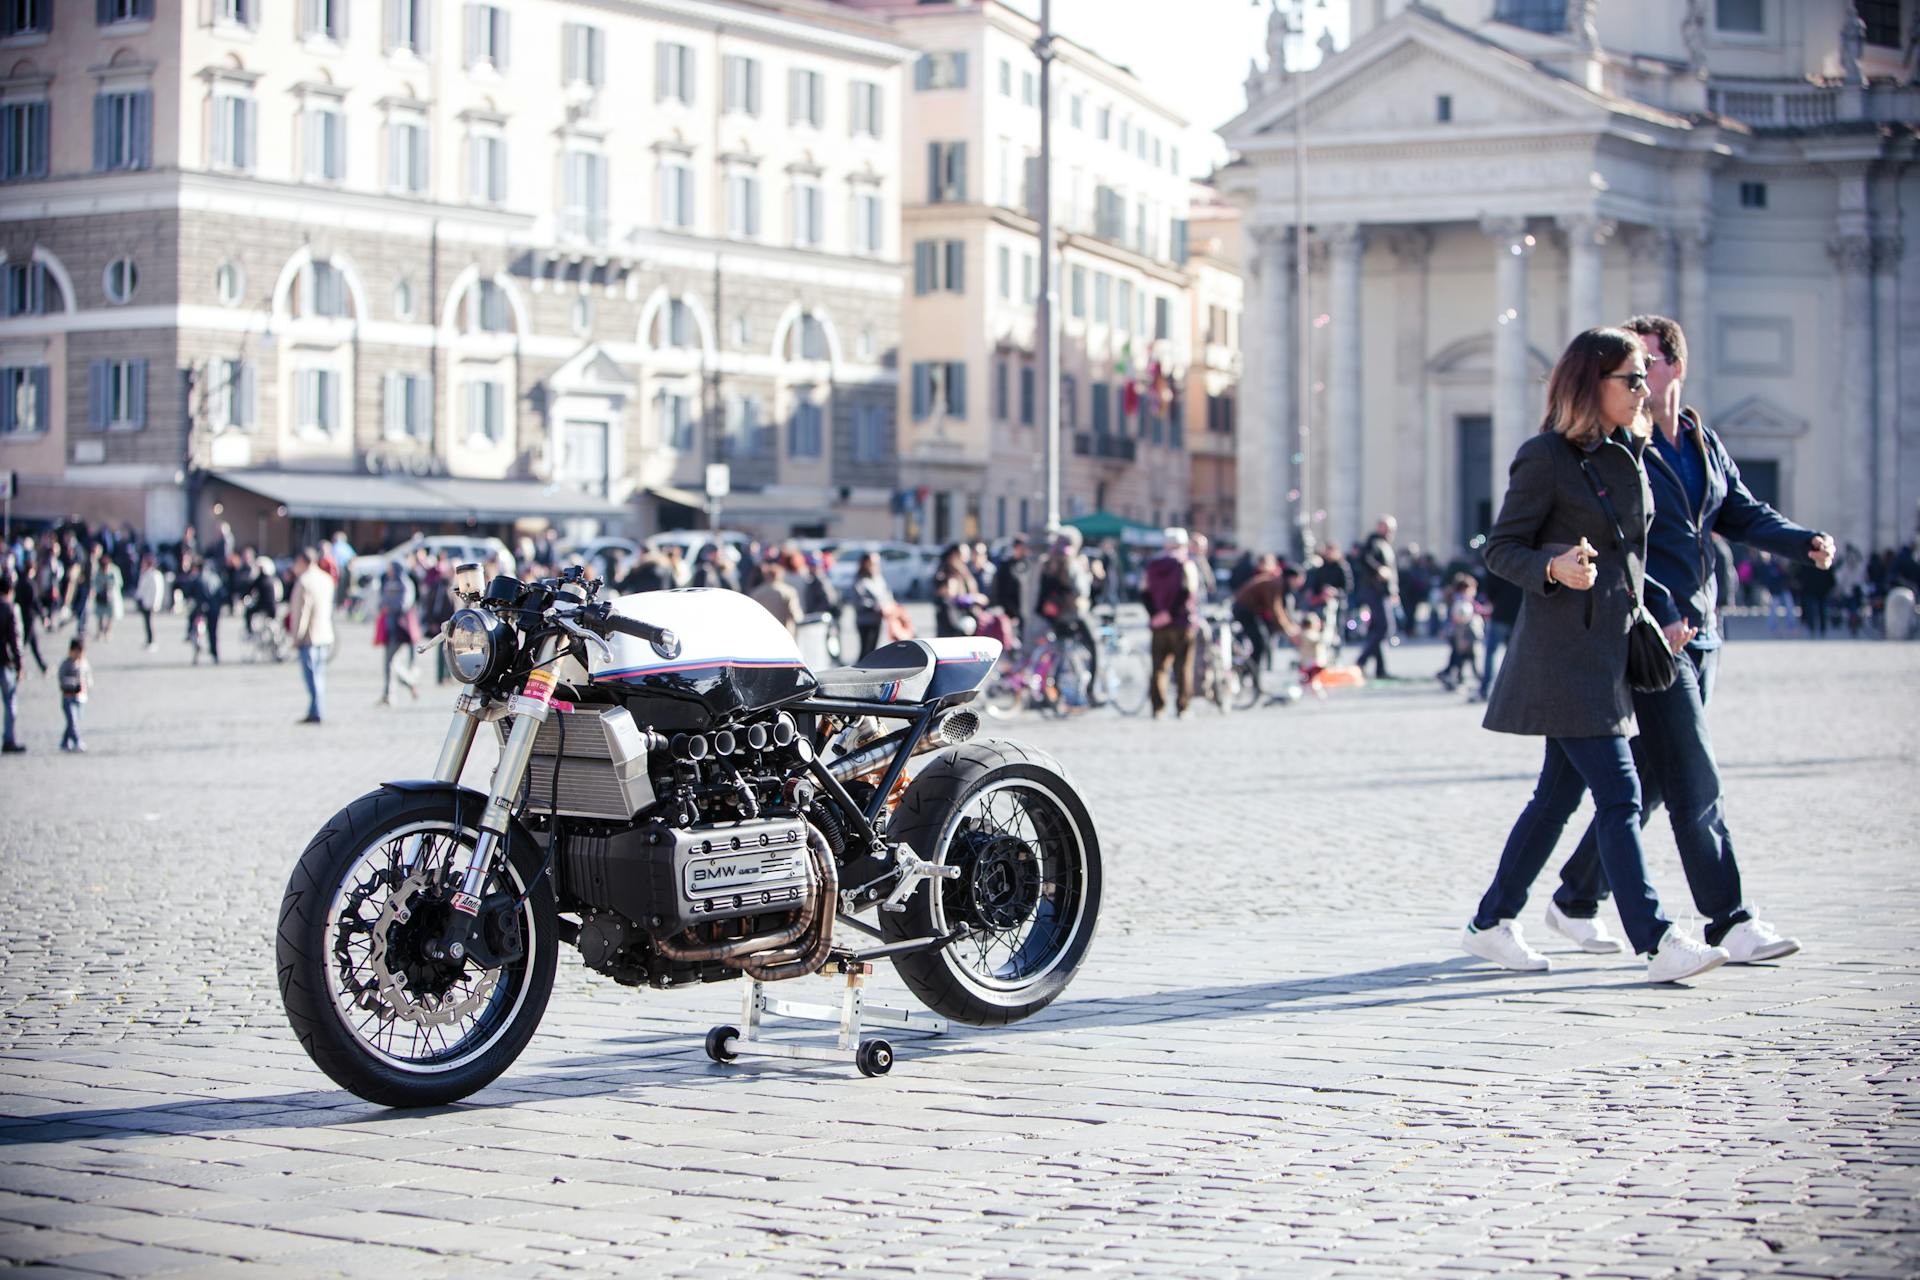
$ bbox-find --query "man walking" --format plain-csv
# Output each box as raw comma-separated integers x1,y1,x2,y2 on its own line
1353,516,1399,678
1546,315,1833,964
290,547,335,724
1142,528,1199,719
1,575,25,753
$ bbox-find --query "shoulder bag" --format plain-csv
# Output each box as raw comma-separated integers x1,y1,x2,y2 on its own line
1576,454,1678,694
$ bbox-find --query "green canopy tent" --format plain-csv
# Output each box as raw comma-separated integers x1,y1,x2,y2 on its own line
1062,510,1162,548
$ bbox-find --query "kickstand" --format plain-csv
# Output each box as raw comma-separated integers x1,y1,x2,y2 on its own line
702,956,947,1077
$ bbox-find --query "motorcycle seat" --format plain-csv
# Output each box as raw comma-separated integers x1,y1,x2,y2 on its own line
810,640,937,703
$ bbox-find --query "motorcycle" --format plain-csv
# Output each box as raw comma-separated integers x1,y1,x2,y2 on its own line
276,564,1102,1106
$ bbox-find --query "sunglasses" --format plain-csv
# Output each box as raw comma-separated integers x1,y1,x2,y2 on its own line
1604,371,1649,393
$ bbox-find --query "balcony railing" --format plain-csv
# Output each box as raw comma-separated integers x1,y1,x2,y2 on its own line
1709,84,1837,128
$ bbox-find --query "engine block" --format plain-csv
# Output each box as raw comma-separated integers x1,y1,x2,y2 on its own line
560,816,813,937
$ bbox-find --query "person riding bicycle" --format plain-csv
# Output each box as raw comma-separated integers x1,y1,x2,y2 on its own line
245,557,284,634
1038,528,1100,699
1232,554,1307,680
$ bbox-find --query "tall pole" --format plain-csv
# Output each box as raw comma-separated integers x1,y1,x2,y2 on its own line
1291,4,1311,558
1036,0,1060,531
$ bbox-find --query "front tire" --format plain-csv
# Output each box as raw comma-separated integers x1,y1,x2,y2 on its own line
277,787,557,1107
881,742,1101,1026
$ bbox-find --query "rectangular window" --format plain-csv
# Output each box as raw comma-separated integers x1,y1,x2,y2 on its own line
1061,374,1078,430
1118,117,1130,151
475,279,509,332
661,299,695,349
913,51,969,90
1091,380,1109,435
723,393,763,459
1069,265,1086,319
388,118,429,195
787,400,823,458
853,189,883,255
1020,252,1035,304
467,378,505,442
1018,365,1034,425
1116,280,1133,334
998,58,1011,97
1096,105,1111,140
849,80,883,138
852,404,888,463
0,101,50,181
909,361,965,421
304,103,345,182
308,262,348,318
97,0,153,22
385,0,428,54
927,140,966,203
93,89,152,172
1021,70,1036,107
296,367,341,434
0,365,48,436
993,359,1008,421
1739,181,1767,209
211,92,255,171
1714,0,1762,33
1171,145,1180,174
1069,94,1083,128
724,55,761,116
1153,296,1170,341
564,24,606,89
790,181,823,248
383,371,429,441
468,131,504,204
1093,271,1110,324
660,160,693,229
1436,94,1453,123
464,3,509,70
656,389,694,451
563,149,608,243
996,245,1010,300
301,0,346,40
941,239,965,292
727,171,761,239
212,358,256,432
3,262,46,316
656,41,695,105
788,68,824,128
1858,0,1900,46
3,0,52,35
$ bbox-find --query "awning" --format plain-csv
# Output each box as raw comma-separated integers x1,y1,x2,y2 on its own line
1065,509,1164,547
645,483,708,510
212,469,627,523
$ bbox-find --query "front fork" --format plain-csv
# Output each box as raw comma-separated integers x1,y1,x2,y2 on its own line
422,633,569,962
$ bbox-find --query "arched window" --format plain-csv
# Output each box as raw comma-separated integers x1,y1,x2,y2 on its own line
786,311,828,361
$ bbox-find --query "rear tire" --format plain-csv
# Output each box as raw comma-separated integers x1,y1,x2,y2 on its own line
277,787,557,1108
881,742,1101,1026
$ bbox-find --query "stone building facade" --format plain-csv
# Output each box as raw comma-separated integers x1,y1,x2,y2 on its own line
1220,0,1920,559
0,0,912,552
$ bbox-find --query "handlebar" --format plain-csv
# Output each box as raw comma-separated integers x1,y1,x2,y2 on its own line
600,612,677,648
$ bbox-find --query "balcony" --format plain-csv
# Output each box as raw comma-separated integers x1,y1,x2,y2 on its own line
1074,432,1136,463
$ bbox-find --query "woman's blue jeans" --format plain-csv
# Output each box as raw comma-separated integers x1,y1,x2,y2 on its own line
1474,734,1673,955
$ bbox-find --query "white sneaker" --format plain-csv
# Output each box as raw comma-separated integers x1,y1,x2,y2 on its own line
1645,929,1730,984
1719,919,1800,964
1461,920,1551,972
1544,901,1626,955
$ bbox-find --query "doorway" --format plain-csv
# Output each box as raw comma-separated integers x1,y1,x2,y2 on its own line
1456,414,1492,552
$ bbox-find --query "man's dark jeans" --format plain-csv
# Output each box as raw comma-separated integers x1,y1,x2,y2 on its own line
1354,588,1393,676
1552,647,1751,944
1474,734,1672,955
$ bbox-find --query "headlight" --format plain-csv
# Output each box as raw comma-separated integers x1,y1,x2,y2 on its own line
447,608,512,685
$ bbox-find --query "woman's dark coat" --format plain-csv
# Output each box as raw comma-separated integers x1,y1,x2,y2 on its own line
1481,428,1677,739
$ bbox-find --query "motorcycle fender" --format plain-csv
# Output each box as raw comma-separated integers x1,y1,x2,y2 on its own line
377,779,545,864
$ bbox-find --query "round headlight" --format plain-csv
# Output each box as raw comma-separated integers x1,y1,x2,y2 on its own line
447,608,509,684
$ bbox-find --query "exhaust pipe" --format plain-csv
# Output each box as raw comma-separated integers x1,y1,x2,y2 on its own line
825,707,981,783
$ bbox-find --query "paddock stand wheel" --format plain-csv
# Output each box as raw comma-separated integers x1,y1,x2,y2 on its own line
856,1039,894,1077
705,1025,741,1064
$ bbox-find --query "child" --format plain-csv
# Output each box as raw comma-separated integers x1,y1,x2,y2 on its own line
57,635,91,753
1437,573,1482,692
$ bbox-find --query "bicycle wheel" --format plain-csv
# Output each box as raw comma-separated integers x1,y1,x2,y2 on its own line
1048,645,1092,717
1103,645,1150,716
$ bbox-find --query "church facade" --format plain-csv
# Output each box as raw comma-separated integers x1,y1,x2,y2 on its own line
1218,0,1920,560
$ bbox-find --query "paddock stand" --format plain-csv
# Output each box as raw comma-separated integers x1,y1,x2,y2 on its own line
702,955,948,1077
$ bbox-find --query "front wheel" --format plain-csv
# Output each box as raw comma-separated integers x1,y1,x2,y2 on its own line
881,742,1102,1025
276,787,557,1107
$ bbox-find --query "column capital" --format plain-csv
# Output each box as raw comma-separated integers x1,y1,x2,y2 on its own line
1556,214,1618,247
1325,222,1366,255
1480,215,1535,254
1380,226,1434,268
1872,234,1905,271
1829,233,1875,273
1626,225,1676,263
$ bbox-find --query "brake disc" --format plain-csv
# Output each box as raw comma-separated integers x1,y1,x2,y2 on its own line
366,867,501,1029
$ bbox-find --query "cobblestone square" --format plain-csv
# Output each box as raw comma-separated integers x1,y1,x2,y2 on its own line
1,625,1916,1277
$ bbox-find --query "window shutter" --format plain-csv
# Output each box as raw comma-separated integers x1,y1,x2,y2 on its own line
913,241,931,295
92,93,111,170
911,364,930,420
493,9,509,70
22,367,43,432
464,2,478,64
590,29,605,88
412,124,428,192
0,111,13,179
417,0,431,53
746,59,760,115
951,143,966,201
130,359,147,428
914,56,931,91
926,142,940,203
0,371,14,435
848,82,859,137
946,241,964,293
655,41,670,102
789,69,804,124
239,98,256,169
947,362,966,419
383,370,401,437
682,48,696,105
413,374,431,439
335,0,348,40
386,0,403,52
871,89,883,139
237,363,256,429
746,176,759,236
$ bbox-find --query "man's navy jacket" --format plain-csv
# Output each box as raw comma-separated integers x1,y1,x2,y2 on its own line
1645,406,1822,644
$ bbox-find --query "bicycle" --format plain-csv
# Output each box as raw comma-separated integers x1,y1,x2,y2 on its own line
246,611,292,664
1191,609,1255,713
1090,608,1149,716
982,630,1091,719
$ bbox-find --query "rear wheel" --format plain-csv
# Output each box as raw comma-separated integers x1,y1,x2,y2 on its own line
881,742,1101,1025
1104,646,1150,716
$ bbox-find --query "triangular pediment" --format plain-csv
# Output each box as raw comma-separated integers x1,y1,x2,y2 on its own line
1222,9,1620,146
1712,396,1808,440
550,343,634,397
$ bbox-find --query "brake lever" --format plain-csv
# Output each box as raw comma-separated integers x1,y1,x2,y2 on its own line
415,622,450,656
555,615,615,665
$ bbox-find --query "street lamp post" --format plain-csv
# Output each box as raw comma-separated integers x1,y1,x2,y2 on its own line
1036,0,1060,533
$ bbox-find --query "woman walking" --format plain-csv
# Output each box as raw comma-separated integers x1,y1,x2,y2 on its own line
1463,327,1728,984
852,552,896,658
932,544,981,639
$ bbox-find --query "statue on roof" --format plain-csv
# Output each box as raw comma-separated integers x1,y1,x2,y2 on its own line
1840,11,1867,87
1905,10,1920,86
1245,58,1265,107
1680,0,1708,77
1317,28,1337,62
1266,2,1290,79
1568,0,1600,54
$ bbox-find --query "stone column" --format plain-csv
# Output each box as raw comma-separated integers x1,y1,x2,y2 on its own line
1326,223,1366,548
1237,226,1295,553
1383,227,1432,547
1483,216,1535,510
1626,225,1675,318
1677,224,1714,418
1831,232,1876,550
1559,214,1616,339
1874,233,1903,550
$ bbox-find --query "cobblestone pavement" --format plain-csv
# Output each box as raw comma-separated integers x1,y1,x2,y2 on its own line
1,618,1916,1278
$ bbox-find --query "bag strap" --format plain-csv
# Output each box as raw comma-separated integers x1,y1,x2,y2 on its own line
1577,454,1648,614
